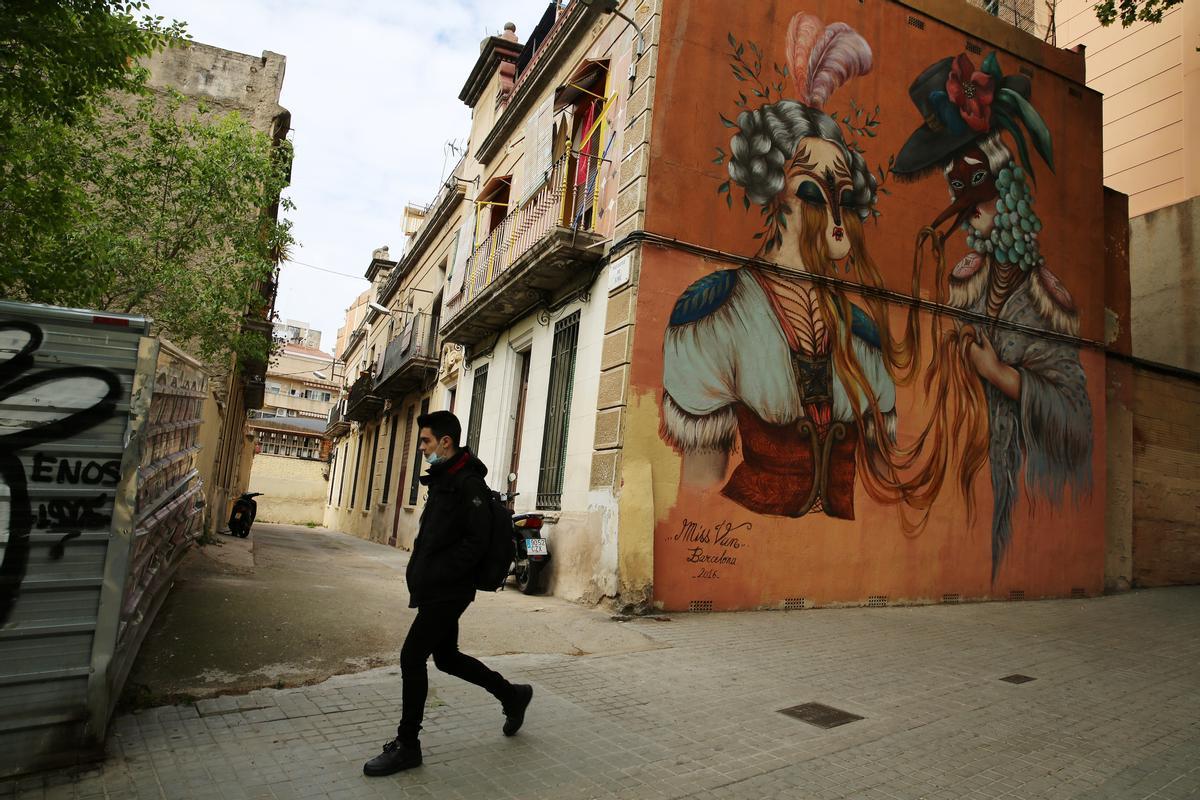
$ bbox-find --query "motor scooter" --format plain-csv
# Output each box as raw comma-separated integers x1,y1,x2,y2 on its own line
228,492,262,538
501,491,549,595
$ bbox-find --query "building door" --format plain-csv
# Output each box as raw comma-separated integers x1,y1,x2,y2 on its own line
506,350,531,507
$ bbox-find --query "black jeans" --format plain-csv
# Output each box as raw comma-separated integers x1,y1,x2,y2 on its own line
397,599,512,744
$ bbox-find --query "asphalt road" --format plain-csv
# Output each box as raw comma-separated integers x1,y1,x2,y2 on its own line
120,523,660,709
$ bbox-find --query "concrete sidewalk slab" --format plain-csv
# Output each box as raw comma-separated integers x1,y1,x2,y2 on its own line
4,587,1199,799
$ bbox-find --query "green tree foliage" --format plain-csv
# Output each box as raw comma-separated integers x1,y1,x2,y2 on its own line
1094,0,1184,26
2,91,294,364
0,0,186,125
0,2,294,364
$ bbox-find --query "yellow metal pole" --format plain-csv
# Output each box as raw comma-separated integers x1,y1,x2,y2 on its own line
591,75,613,231
560,139,572,227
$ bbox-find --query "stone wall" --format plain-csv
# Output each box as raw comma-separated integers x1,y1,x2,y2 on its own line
1131,367,1200,585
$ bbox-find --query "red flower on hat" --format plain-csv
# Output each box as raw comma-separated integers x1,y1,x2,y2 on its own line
946,54,995,133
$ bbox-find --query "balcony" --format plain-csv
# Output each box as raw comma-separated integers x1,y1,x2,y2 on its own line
344,373,384,423
441,152,606,348
375,312,439,399
326,401,350,437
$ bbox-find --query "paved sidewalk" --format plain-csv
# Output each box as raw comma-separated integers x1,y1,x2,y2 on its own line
5,587,1199,800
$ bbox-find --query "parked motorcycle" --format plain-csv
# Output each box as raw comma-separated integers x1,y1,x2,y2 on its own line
228,492,262,538
501,491,549,595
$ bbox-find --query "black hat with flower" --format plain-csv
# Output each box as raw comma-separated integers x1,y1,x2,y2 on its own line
892,52,1054,181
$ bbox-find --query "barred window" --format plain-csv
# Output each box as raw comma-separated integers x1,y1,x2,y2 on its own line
397,405,415,507
465,364,488,453
408,398,430,506
381,412,400,504
537,312,580,510
365,424,381,509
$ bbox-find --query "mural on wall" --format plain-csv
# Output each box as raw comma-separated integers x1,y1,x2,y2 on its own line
0,321,123,626
660,13,1093,578
891,52,1093,576
662,14,913,522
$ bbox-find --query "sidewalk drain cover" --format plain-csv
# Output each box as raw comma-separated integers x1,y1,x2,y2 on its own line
999,674,1036,684
778,702,863,728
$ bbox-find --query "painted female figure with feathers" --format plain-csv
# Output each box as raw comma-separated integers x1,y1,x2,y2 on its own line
661,14,915,520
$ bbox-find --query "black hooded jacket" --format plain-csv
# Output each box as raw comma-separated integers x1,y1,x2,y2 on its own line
405,449,491,608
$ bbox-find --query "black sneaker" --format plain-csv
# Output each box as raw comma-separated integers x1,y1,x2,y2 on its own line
363,738,422,776
502,684,533,736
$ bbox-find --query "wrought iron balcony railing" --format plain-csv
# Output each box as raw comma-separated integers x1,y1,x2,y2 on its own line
344,372,384,423
325,399,350,437
447,151,605,321
375,312,439,399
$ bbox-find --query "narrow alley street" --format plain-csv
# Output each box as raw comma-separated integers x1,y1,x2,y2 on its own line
4,523,1198,799
121,524,661,707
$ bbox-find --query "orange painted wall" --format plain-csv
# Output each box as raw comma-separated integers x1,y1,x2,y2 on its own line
627,0,1110,610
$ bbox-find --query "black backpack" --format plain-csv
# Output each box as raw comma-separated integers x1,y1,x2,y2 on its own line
466,480,515,591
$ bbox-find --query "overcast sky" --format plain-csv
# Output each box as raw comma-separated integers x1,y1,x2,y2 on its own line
148,0,553,355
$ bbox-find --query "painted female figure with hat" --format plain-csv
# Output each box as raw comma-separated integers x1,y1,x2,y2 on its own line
661,15,914,520
892,53,1093,577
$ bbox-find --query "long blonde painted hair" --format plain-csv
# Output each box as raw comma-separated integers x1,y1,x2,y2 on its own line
788,203,992,532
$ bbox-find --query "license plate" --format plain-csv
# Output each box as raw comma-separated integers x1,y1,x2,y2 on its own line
524,538,547,556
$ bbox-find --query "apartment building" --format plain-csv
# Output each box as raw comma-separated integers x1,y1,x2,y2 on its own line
247,341,338,461
328,0,1131,611
273,318,324,350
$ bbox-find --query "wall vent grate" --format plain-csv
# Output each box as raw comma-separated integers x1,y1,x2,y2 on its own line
942,593,961,604
965,41,983,54
1071,587,1087,599
689,600,713,613
867,595,888,608
783,597,806,610
1009,590,1025,601
907,15,926,29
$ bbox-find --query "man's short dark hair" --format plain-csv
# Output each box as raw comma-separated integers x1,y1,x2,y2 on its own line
417,410,461,447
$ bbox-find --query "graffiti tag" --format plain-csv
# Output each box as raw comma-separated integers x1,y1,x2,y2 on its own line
0,320,122,626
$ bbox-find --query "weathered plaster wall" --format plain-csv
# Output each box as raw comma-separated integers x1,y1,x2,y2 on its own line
1129,196,1200,372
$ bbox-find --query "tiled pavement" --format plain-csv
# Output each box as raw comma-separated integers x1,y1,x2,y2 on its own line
5,587,1199,799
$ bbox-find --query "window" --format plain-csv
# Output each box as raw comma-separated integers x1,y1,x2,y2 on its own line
365,424,381,510
337,443,348,507
537,312,580,510
328,448,338,504
382,413,400,504
444,234,458,283
266,381,281,394
447,385,457,415
350,434,363,508
408,398,430,506
465,365,488,453
397,405,415,506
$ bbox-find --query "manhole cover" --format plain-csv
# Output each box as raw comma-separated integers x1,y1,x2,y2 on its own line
778,702,863,728
999,674,1036,684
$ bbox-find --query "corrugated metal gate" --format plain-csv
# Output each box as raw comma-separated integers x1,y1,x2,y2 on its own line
0,300,207,777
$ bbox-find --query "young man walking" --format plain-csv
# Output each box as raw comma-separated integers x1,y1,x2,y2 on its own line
363,410,533,776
